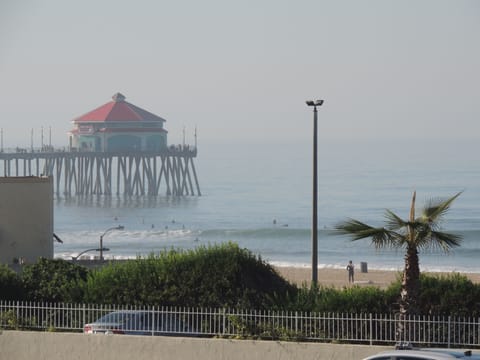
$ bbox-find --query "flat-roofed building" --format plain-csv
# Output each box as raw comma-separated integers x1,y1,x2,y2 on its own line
0,176,53,265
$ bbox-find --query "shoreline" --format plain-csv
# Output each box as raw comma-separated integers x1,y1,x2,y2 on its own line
274,266,480,288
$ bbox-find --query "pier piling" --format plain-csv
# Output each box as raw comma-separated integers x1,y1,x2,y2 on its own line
0,148,201,197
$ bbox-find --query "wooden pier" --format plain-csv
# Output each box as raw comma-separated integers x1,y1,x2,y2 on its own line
0,148,201,197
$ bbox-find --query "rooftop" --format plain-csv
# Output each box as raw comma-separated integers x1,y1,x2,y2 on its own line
73,93,167,123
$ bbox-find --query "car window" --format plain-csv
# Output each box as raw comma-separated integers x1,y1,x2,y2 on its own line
98,312,128,324
95,311,187,332
133,312,153,330
156,313,184,332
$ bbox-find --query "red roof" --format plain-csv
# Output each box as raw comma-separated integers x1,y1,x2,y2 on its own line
73,93,167,123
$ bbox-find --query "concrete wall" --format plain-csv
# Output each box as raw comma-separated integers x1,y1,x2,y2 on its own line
0,331,391,360
0,176,53,265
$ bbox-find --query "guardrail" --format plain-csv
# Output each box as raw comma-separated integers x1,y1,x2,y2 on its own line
1,301,479,347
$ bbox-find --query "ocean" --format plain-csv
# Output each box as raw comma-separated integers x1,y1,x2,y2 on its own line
53,139,480,273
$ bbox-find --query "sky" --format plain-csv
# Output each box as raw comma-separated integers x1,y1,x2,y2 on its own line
0,0,479,153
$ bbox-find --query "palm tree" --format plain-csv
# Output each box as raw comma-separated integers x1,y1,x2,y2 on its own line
334,191,462,319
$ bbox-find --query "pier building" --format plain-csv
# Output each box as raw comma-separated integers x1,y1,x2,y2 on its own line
0,93,200,197
68,93,168,152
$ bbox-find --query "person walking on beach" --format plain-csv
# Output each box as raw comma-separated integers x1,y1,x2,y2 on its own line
346,260,354,283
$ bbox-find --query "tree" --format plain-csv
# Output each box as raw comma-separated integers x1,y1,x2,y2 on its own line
334,191,462,319
0,264,23,300
22,258,89,303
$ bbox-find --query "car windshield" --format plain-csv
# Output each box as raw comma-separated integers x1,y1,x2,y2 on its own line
96,312,137,324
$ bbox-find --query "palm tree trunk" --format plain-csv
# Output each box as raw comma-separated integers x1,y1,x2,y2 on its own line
401,245,420,315
397,191,421,342
397,244,420,342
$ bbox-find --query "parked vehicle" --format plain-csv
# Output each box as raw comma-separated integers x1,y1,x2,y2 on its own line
364,347,480,360
83,310,191,336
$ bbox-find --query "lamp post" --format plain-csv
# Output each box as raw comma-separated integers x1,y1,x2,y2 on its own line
99,225,124,260
306,99,324,285
72,247,110,261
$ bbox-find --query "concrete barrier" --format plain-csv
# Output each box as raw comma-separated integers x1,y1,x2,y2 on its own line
0,330,391,360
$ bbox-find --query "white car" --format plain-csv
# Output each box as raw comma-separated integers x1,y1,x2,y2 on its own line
83,310,191,336
364,348,480,360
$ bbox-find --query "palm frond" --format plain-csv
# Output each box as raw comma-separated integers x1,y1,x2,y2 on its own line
334,218,398,248
413,223,462,252
334,219,377,239
384,209,407,230
421,191,463,224
429,230,463,251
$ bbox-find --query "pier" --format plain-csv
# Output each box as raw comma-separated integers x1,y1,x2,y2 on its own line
0,147,201,197
0,93,201,196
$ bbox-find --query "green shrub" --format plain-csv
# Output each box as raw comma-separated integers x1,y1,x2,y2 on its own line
288,284,391,313
373,273,480,316
21,258,88,303
12,250,480,318
418,273,480,316
0,265,23,300
283,271,480,316
84,242,296,308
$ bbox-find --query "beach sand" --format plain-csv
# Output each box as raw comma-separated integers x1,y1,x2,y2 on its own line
274,266,480,288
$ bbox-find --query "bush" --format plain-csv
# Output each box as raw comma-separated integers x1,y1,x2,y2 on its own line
21,258,89,303
12,251,480,318
84,242,297,308
288,284,391,313
0,265,23,300
418,273,480,316
284,272,480,316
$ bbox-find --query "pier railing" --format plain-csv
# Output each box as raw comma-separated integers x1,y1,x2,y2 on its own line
1,301,479,347
0,145,200,196
0,145,197,158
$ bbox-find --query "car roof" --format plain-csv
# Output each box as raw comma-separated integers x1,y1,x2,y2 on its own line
107,310,148,314
364,349,480,360
421,349,480,358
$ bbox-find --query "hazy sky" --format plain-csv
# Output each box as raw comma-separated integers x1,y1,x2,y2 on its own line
0,0,479,149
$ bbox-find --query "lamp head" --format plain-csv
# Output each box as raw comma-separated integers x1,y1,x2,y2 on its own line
306,99,324,107
117,225,125,230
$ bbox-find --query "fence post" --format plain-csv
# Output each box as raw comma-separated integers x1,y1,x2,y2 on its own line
222,308,226,336
370,313,373,345
16,300,20,329
295,311,298,336
82,303,86,332
478,317,480,348
448,316,451,348
151,306,155,336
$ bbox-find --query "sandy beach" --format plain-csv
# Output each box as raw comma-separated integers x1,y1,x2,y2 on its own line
274,266,480,288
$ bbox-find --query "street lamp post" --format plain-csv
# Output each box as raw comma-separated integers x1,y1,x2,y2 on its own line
99,225,124,260
306,99,324,285
72,247,110,261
